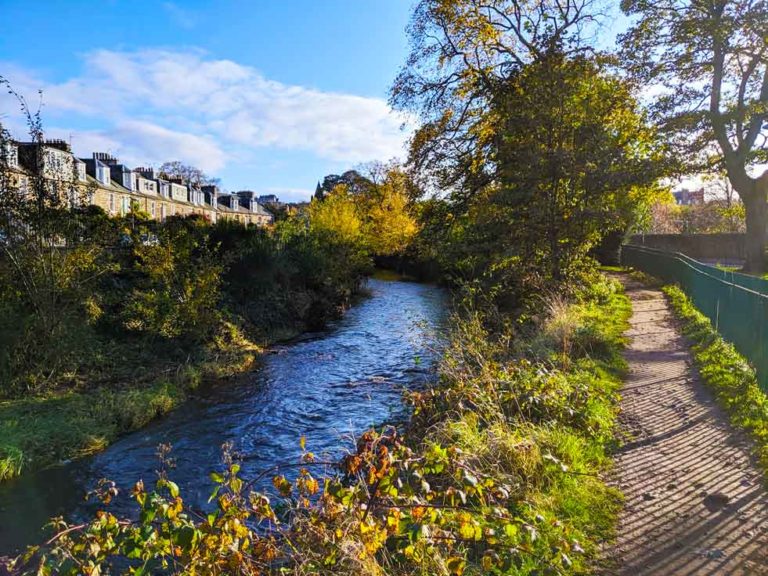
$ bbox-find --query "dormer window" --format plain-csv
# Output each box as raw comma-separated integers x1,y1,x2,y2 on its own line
18,175,28,196
96,164,111,186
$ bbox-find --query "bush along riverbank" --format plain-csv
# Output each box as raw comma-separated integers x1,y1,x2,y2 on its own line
0,206,373,482
8,273,631,575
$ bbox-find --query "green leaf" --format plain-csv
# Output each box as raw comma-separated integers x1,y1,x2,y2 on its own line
166,480,179,498
504,523,519,539
210,471,225,484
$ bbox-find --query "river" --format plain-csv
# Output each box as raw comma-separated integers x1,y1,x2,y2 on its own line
0,277,447,554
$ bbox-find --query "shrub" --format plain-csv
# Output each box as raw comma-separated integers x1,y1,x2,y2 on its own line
121,216,223,342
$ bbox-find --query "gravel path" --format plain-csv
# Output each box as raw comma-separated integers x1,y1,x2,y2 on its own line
604,276,768,575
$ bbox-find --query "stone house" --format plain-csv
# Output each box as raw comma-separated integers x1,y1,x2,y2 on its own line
0,141,31,196
2,139,274,227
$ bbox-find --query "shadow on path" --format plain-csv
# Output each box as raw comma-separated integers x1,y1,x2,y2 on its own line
602,275,768,576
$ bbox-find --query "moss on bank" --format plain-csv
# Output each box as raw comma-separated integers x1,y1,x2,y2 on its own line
663,285,768,470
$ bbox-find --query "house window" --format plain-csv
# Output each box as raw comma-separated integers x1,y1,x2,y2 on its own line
3,144,18,168
150,202,156,218
109,193,115,213
160,205,166,220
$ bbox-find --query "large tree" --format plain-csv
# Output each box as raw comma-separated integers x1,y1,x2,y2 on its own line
620,0,768,271
391,0,602,199
420,52,661,296
313,163,420,257
492,53,662,282
158,161,219,186
315,170,371,200
392,0,662,295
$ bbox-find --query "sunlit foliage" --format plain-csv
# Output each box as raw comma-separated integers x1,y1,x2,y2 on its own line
10,277,631,576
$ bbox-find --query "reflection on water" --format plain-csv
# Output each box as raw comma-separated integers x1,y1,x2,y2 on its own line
0,278,447,554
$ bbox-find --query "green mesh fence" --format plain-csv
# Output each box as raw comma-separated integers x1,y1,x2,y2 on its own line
621,244,768,390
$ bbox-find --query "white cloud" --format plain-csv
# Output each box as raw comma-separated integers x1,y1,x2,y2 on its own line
113,121,226,172
36,123,224,173
0,49,412,176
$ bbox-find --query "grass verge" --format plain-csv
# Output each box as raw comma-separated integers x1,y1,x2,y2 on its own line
390,273,632,573
663,285,768,469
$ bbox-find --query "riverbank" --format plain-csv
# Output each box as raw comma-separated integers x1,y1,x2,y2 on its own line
0,324,262,482
8,273,633,574
0,289,383,483
0,210,375,483
385,272,632,573
0,277,446,556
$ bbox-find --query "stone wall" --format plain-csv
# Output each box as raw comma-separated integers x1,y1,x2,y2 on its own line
627,233,747,261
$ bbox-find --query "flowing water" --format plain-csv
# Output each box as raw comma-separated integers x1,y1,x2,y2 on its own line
0,277,447,554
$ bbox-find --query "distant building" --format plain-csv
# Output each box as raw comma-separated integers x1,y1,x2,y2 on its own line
673,188,705,206
16,140,82,206
257,194,280,206
134,167,159,196
3,139,274,227
217,191,273,226
18,139,78,184
237,191,273,225
2,141,30,196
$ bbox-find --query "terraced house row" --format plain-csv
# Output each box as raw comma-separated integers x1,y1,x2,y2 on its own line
1,139,274,226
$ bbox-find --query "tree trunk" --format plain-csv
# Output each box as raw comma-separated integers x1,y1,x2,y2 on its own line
743,187,767,273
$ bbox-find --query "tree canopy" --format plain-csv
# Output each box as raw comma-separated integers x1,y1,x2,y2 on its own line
391,0,604,197
392,0,663,302
310,163,420,258
159,161,220,186
620,0,768,270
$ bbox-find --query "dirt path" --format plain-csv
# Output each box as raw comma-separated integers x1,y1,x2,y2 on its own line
605,276,768,575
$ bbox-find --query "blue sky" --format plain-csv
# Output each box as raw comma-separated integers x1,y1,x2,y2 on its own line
0,1,415,201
